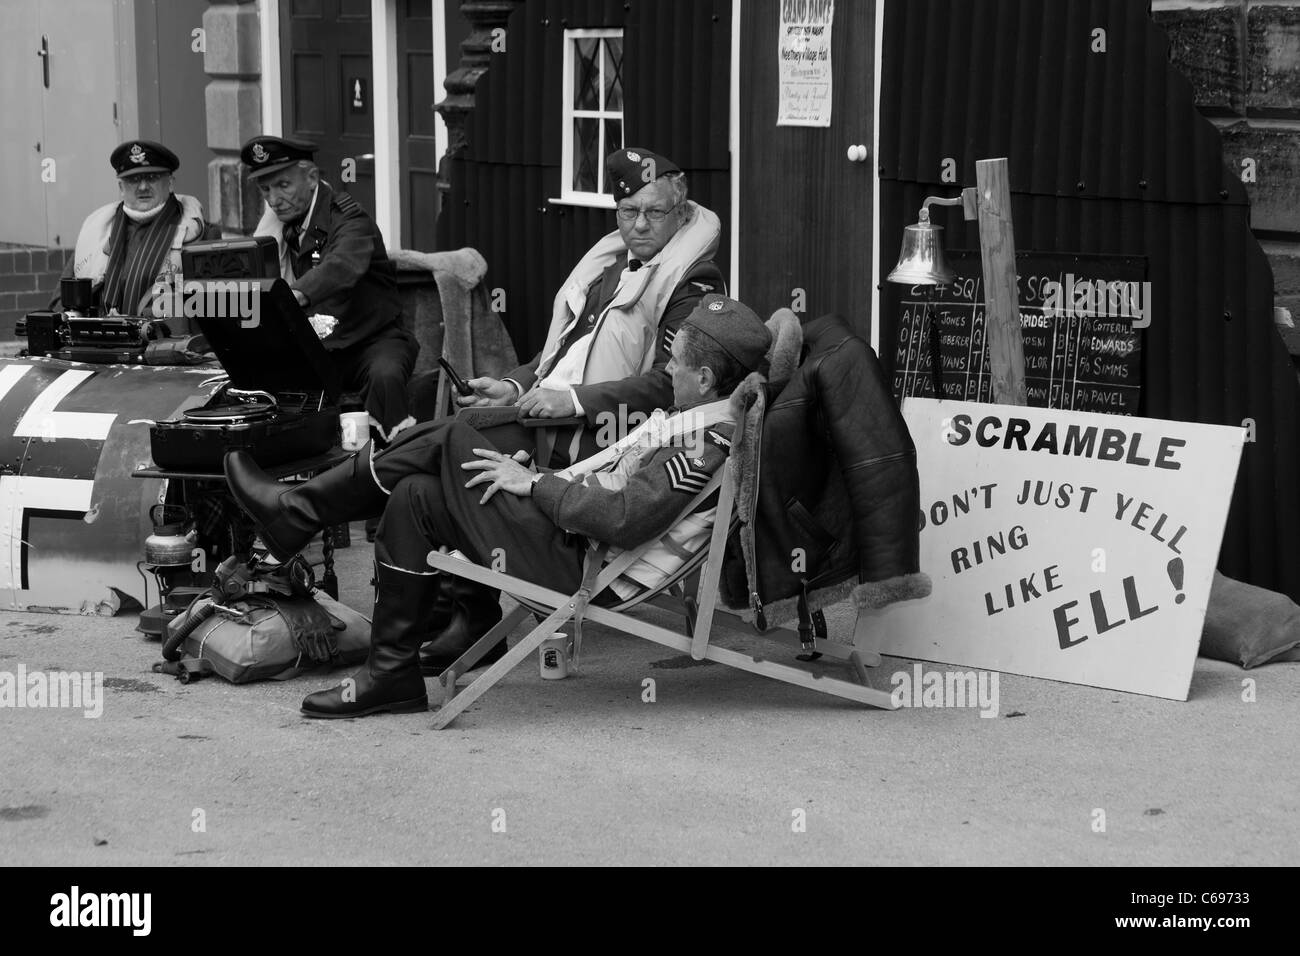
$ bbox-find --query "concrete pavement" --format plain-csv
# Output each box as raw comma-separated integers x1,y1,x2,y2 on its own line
1,524,1296,866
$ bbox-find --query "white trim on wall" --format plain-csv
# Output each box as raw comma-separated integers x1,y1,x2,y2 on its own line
372,0,401,245
259,0,282,134
433,0,448,170
113,0,140,140
870,0,884,354
554,27,625,207
729,0,741,298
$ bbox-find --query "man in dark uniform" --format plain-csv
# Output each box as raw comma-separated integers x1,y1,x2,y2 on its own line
223,295,771,718
242,135,418,444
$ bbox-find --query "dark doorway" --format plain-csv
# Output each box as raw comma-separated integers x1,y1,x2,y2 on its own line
279,0,376,215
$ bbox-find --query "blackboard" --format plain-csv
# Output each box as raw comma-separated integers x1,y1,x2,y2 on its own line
891,251,1147,415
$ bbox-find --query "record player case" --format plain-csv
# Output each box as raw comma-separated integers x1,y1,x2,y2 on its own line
148,278,342,471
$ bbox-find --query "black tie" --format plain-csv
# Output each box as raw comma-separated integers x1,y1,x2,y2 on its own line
628,258,643,272
284,223,301,250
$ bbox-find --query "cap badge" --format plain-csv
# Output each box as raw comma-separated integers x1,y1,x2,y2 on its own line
626,150,641,162
707,300,724,311
251,143,269,163
128,144,147,165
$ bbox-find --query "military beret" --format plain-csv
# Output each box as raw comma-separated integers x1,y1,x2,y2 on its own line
682,294,771,373
605,147,681,199
111,141,179,178
240,135,318,179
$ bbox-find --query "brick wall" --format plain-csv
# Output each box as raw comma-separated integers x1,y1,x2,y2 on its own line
0,248,67,353
1154,0,1300,348
204,0,263,235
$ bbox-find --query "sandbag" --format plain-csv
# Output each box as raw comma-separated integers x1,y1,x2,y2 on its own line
1199,571,1300,668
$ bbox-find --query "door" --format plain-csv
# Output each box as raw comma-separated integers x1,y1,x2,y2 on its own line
279,0,377,215
0,0,120,248
738,0,875,337
396,0,438,250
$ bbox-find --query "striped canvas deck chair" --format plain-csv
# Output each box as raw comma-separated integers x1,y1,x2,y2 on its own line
425,453,898,730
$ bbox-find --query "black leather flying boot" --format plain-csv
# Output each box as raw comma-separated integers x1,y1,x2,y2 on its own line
224,446,387,562
301,562,434,718
418,577,506,676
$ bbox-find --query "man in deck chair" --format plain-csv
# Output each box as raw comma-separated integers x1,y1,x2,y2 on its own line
223,295,771,718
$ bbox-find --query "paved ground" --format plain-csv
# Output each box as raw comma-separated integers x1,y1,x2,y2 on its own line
1,522,1297,866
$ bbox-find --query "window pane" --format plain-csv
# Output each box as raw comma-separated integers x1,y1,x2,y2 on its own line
574,38,599,111
573,118,599,192
604,119,623,162
603,37,624,112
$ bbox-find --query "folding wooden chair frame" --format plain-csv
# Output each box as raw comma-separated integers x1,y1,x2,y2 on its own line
425,458,898,729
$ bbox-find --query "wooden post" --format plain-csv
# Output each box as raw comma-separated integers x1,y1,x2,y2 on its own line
975,158,1027,406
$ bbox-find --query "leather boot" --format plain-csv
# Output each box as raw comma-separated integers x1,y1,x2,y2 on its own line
418,576,506,676
301,562,433,718
224,446,387,562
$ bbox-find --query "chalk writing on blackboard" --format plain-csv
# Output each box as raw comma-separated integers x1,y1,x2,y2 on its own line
892,252,1146,415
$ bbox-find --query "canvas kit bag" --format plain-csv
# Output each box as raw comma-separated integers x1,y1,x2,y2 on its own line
161,591,371,683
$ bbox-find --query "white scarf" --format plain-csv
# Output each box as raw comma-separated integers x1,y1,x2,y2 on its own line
122,199,170,223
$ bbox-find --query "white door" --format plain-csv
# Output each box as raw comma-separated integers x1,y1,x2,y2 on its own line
39,0,124,248
0,0,48,246
0,0,122,248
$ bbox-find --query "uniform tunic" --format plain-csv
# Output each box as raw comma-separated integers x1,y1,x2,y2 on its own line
369,406,734,603
268,182,418,438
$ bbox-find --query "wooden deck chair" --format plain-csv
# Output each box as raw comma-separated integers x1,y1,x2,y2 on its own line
425,455,898,730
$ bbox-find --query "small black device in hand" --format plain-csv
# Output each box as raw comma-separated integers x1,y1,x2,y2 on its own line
438,357,475,397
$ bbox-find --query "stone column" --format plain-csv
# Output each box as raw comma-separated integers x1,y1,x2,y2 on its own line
434,1,526,200
203,0,264,234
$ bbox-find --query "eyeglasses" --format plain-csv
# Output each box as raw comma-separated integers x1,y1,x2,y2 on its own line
122,173,169,187
616,200,681,223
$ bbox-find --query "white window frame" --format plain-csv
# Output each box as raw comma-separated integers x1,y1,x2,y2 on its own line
551,27,625,209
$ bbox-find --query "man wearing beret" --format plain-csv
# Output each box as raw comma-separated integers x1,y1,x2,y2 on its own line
242,135,418,444
224,294,770,717
454,146,725,468
62,141,211,316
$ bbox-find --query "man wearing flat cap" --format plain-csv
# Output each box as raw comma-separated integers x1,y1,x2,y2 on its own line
224,294,770,718
242,135,418,444
61,141,211,316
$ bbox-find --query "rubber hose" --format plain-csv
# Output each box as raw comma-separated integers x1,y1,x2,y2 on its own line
161,600,217,662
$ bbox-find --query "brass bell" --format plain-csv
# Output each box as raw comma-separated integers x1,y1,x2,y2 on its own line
887,205,955,286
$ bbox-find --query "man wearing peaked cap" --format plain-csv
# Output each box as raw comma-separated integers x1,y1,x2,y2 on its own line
242,135,418,447
61,140,212,317
223,290,774,718
240,135,318,180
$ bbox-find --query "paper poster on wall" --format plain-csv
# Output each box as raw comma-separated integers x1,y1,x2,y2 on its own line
865,399,1245,700
777,0,834,127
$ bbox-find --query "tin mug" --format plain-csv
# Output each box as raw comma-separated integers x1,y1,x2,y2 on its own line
539,633,572,680
340,411,369,451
